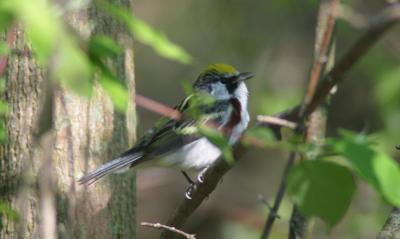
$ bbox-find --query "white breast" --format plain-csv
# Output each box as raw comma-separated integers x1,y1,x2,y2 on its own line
161,138,222,170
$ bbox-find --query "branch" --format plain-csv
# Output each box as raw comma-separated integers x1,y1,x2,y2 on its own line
299,0,339,117
158,4,400,238
303,3,400,117
377,208,400,239
141,222,196,239
260,152,297,238
159,145,245,239
279,3,400,122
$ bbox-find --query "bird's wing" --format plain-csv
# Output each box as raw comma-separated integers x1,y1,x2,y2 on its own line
136,95,233,159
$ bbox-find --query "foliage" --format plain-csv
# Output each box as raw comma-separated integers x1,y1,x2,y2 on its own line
197,124,234,165
331,130,400,206
0,201,19,222
287,160,355,227
287,130,400,228
97,0,192,64
0,0,192,113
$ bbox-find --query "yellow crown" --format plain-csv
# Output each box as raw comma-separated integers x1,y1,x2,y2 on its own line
204,63,238,75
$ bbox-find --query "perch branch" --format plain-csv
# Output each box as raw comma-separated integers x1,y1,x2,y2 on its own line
260,152,297,239
377,208,400,239
141,222,196,239
159,4,400,238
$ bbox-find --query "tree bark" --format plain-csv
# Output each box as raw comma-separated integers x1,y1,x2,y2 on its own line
377,208,400,239
0,0,137,238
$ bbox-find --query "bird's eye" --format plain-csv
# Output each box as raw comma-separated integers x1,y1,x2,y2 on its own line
207,84,213,93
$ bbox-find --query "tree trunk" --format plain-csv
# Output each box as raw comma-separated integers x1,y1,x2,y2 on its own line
0,0,137,238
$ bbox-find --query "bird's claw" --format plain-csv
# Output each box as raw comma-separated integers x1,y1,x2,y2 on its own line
197,167,208,183
197,173,205,183
185,183,197,200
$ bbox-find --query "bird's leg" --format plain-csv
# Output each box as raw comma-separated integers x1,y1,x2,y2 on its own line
181,171,196,200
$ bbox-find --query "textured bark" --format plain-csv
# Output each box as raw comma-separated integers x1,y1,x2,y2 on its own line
0,27,43,238
0,0,137,238
378,208,400,239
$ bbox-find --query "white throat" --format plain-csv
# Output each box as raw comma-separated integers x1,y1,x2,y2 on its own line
230,82,250,143
234,82,249,111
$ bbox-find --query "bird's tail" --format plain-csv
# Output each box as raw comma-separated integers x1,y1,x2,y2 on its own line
78,152,143,185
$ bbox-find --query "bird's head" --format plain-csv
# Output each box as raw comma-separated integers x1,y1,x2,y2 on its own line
193,63,254,100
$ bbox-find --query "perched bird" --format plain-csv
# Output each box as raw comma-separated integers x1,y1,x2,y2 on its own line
78,63,253,187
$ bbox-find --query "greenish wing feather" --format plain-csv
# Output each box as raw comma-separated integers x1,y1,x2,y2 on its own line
138,94,231,158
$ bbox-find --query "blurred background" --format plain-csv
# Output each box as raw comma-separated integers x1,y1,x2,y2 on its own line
128,0,400,238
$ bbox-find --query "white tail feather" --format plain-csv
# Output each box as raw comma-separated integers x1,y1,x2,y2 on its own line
78,153,142,185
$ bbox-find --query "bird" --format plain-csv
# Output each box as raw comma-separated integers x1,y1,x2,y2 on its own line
78,63,253,188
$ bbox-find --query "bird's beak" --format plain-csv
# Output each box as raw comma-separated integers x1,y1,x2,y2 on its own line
236,72,254,82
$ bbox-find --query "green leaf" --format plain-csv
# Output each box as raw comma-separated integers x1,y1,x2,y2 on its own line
242,127,277,147
0,42,10,56
197,124,234,165
97,0,192,64
331,130,400,206
88,35,122,58
0,125,6,143
56,39,93,95
0,100,8,114
287,160,355,227
0,6,15,31
0,201,19,222
99,72,128,112
6,0,61,62
4,0,93,96
374,66,400,115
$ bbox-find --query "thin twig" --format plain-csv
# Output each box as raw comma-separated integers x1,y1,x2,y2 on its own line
158,4,400,238
260,152,297,238
299,0,339,117
135,94,182,120
303,3,400,117
141,222,196,239
257,115,297,129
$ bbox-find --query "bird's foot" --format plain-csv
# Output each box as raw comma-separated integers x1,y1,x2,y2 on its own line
197,167,209,183
185,183,197,200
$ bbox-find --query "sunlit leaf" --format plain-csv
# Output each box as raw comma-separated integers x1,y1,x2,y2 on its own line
0,126,6,143
331,130,400,206
0,42,10,56
0,201,19,222
88,35,122,58
242,127,276,147
0,7,14,31
374,67,400,115
0,101,8,114
97,0,192,64
287,160,355,227
55,39,93,95
197,124,234,165
6,0,60,62
99,72,128,112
